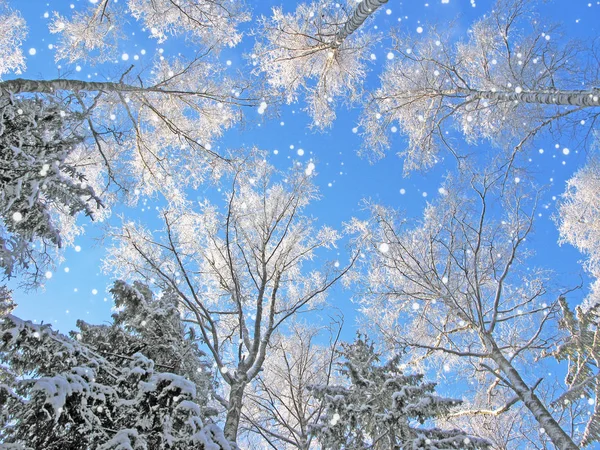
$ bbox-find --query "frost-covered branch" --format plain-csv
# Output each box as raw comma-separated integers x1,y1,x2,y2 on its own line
0,1,26,79
104,157,351,442
361,0,599,172
253,1,381,128
349,161,577,449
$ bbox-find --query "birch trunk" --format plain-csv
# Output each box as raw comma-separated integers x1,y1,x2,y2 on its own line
332,0,389,48
223,376,248,443
0,78,146,95
483,336,579,450
455,87,600,107
0,77,213,98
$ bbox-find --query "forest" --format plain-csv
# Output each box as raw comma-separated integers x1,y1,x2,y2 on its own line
1,0,599,448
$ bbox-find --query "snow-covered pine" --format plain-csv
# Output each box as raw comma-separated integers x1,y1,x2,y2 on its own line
0,285,14,316
74,280,215,410
0,94,103,285
0,284,229,450
309,334,490,449
104,157,354,442
551,297,600,447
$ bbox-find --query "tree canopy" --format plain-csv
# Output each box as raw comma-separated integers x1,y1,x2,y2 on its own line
1,0,599,448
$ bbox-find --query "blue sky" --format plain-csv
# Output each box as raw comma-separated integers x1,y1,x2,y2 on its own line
6,0,599,346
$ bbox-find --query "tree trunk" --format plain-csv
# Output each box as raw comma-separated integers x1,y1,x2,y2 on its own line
457,87,600,107
484,336,579,450
0,78,147,95
223,377,248,443
332,0,389,48
0,77,221,99
582,353,600,446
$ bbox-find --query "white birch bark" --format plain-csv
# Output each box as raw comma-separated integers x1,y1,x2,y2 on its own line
354,165,582,448
483,335,579,450
456,87,600,107
0,77,226,100
361,0,599,172
332,0,389,48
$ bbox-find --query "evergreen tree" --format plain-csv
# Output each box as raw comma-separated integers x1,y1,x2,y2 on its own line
0,281,228,449
74,280,214,407
0,94,103,284
309,335,490,449
550,297,600,447
0,285,14,316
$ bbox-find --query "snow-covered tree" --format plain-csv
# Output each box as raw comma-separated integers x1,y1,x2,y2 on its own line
309,334,490,449
0,0,253,210
548,297,600,447
361,0,600,172
0,67,247,204
0,283,229,449
557,157,600,312
0,285,14,316
440,387,549,450
103,157,356,442
552,157,600,446
0,0,26,80
241,319,342,449
253,0,385,128
75,280,216,408
48,0,248,64
0,94,103,285
0,0,257,285
348,162,578,449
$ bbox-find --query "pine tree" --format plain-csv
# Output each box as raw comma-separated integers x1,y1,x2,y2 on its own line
309,335,490,449
0,285,14,316
550,297,600,447
74,280,214,406
0,281,229,449
0,94,103,284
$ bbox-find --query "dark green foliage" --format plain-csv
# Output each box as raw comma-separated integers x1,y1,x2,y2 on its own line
74,280,214,407
551,297,600,447
0,94,102,282
0,281,228,450
309,335,490,450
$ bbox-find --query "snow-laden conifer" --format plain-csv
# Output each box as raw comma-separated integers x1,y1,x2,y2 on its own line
0,282,229,449
0,95,102,284
309,334,490,449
